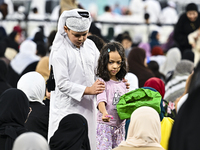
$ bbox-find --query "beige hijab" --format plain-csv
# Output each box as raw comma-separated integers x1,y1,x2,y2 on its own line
119,106,162,148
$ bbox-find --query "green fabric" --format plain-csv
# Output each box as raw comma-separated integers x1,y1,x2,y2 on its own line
117,88,162,120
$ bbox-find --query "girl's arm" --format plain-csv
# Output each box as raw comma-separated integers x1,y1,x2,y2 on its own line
98,102,110,122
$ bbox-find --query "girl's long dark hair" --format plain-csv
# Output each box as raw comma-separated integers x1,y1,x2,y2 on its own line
96,42,127,81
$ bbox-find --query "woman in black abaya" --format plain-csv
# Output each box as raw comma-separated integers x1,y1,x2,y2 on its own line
0,88,30,150
49,114,90,150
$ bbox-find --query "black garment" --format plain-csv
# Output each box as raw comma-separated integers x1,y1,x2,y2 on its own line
182,50,194,63
0,60,11,96
49,114,90,150
25,101,49,139
3,31,19,53
20,61,39,77
43,98,50,106
0,81,11,96
7,65,20,88
168,61,200,150
0,88,29,150
174,12,200,55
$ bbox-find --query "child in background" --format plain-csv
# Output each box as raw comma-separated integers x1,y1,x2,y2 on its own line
96,42,127,150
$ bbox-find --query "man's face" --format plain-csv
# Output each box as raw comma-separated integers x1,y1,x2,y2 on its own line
64,26,88,48
187,11,198,22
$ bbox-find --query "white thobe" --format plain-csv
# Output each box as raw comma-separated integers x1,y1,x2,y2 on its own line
48,36,99,150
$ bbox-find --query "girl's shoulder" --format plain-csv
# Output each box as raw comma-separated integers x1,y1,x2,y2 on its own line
98,78,106,85
98,78,105,82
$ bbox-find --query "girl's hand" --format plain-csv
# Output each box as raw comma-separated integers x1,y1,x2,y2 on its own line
102,113,113,122
122,78,130,89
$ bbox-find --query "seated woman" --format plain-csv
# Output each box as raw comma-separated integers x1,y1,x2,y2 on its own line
17,71,49,139
49,114,90,150
113,106,164,150
0,88,30,150
144,77,175,149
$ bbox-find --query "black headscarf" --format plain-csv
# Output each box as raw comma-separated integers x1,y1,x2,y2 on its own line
0,88,29,150
168,61,200,150
49,114,90,150
186,3,198,12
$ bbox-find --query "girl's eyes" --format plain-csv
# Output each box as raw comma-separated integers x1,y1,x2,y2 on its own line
108,61,122,65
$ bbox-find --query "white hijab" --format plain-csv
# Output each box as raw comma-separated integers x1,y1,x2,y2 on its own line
10,40,40,75
17,71,45,105
159,47,181,75
125,72,139,91
119,106,162,148
12,132,50,150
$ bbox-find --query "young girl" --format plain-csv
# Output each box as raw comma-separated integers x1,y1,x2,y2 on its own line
96,42,127,150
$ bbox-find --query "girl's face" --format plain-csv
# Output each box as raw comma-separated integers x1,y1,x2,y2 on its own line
107,51,122,81
64,26,88,48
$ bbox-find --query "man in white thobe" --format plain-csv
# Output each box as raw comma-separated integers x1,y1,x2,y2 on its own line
48,9,105,150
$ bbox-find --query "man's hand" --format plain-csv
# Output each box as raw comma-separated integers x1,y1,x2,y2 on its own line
84,79,105,95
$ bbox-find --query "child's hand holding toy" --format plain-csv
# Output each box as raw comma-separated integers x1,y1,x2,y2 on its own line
102,114,113,122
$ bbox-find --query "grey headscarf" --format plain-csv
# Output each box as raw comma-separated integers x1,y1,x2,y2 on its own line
173,60,194,76
164,60,194,102
12,132,50,150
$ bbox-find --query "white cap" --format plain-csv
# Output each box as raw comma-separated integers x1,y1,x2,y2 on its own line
65,9,92,32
